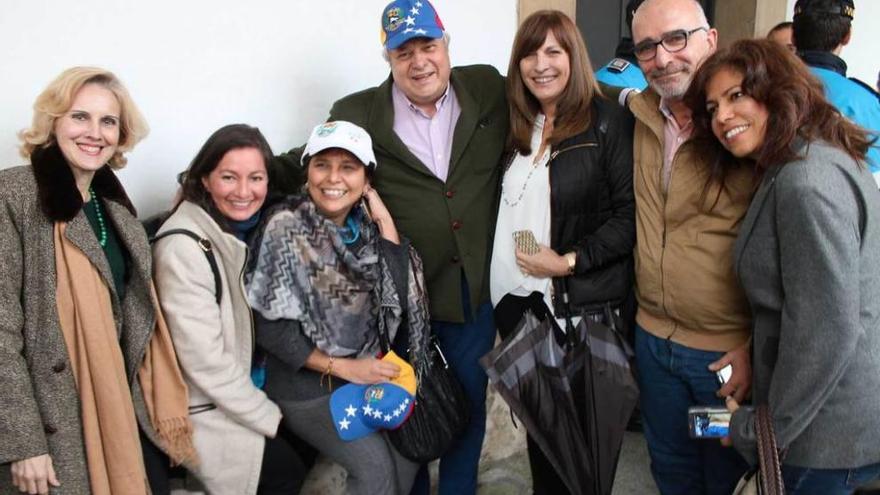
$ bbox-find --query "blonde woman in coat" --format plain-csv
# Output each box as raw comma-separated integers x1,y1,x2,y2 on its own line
0,67,193,495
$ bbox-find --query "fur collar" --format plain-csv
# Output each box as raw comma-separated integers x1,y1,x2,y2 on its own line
31,144,136,221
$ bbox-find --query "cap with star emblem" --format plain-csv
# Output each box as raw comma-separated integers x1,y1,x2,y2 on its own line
329,350,417,441
380,0,445,50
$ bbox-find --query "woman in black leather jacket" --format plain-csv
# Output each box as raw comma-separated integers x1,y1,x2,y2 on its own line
489,10,635,495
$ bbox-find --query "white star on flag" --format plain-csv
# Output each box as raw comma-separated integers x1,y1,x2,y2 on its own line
415,1,423,7
404,27,414,33
393,409,401,417
415,28,427,35
363,405,373,416
372,409,383,419
345,405,357,417
339,418,351,430
403,398,410,405
410,6,420,15
405,16,415,26
384,414,392,422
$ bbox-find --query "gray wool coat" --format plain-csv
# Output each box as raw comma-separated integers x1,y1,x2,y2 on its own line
730,140,880,469
0,146,162,493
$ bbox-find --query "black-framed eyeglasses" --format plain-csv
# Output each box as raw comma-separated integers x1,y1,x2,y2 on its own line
633,27,708,61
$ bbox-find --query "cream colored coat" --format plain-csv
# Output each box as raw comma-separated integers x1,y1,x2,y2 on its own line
153,201,281,495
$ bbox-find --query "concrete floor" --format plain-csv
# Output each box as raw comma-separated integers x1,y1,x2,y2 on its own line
610,432,659,495
173,386,659,494
472,430,658,495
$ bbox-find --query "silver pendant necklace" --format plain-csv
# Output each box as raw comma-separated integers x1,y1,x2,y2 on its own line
501,147,548,207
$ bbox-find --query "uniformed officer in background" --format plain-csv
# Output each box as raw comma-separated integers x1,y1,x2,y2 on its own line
595,0,648,90
793,0,880,182
766,21,795,52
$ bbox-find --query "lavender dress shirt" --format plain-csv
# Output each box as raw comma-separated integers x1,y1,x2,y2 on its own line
391,83,461,182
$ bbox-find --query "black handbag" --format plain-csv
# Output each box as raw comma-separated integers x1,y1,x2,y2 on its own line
380,320,470,463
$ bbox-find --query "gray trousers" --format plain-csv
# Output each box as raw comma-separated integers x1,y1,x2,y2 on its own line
277,395,418,495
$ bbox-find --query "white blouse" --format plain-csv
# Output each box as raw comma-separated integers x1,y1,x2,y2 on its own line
490,114,553,308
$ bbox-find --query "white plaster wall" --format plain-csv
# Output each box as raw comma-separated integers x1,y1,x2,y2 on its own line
0,1,517,216
784,0,878,88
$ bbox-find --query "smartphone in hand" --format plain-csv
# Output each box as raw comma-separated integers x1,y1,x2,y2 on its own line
716,364,733,386
688,406,731,439
513,230,540,255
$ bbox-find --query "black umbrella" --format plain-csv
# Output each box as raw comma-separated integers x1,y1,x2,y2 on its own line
481,302,639,495
567,304,640,495
480,310,594,494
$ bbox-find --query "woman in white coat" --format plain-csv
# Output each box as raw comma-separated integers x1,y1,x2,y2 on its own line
152,124,310,494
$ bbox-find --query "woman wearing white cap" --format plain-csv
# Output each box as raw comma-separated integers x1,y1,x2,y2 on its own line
246,121,429,494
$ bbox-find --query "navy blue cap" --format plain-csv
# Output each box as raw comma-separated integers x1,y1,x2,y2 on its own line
794,0,855,19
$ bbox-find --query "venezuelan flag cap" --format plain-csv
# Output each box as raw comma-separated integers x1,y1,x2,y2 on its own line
380,0,445,50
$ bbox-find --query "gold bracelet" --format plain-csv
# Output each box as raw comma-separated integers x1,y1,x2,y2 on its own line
565,252,577,274
320,357,335,390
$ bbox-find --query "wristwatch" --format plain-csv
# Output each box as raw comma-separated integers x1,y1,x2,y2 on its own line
564,252,577,275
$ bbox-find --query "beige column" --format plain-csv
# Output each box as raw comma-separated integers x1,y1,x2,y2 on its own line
713,0,789,47
518,0,576,23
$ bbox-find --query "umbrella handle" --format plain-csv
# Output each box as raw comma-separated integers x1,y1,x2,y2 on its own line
559,279,579,349
603,303,618,333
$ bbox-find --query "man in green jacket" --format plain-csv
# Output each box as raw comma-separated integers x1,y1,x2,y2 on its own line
274,1,508,493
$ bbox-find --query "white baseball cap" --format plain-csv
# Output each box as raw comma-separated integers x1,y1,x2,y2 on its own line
301,121,377,170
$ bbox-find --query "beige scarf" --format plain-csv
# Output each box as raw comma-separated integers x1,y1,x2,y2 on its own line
54,222,196,495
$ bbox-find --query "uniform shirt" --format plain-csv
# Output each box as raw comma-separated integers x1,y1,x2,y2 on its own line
596,57,648,90
801,51,880,183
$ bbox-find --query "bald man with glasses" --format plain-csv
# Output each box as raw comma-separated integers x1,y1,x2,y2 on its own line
627,0,752,493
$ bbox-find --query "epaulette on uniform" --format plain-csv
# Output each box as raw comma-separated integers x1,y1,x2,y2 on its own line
607,58,631,74
849,77,880,101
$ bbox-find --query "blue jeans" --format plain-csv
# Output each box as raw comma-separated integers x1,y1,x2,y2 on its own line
635,325,748,495
409,283,496,495
783,462,880,494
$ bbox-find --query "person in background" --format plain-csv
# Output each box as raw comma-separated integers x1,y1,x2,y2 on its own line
492,10,635,494
248,121,426,495
686,38,880,495
766,21,795,52
596,0,649,91
628,0,753,492
272,1,508,493
0,66,194,495
792,0,880,181
152,124,311,494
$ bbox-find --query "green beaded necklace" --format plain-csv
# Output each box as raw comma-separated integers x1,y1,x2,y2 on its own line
89,187,108,248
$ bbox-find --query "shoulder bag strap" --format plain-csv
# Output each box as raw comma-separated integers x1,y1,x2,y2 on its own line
755,404,785,495
151,229,223,305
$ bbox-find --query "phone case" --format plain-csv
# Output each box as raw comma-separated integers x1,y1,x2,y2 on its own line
513,230,540,255
687,406,731,439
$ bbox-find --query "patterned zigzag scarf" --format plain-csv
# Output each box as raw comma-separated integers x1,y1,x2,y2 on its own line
246,196,429,373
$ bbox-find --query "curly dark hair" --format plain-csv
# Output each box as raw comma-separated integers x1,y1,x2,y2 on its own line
684,38,873,198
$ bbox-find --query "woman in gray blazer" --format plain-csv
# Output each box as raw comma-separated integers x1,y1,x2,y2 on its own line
685,39,880,494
